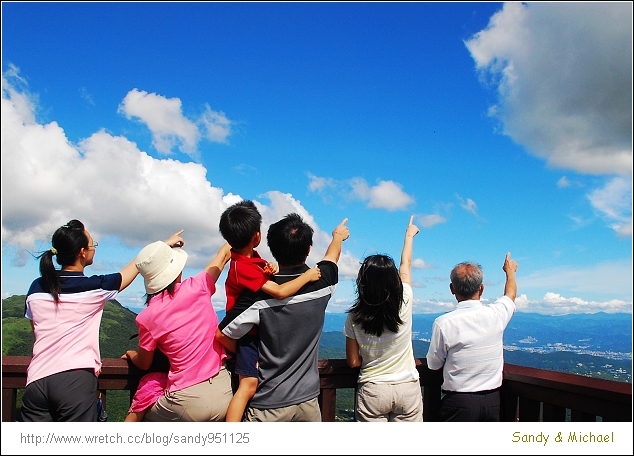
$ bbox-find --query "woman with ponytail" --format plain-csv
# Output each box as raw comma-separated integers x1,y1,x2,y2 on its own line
21,219,183,422
343,216,423,422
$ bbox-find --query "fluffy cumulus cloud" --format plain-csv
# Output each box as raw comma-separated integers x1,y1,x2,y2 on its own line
514,293,631,316
350,178,415,210
118,88,231,159
307,174,415,211
1,73,357,279
465,2,632,176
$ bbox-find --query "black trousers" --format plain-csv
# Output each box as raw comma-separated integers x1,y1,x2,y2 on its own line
439,389,500,422
21,368,98,422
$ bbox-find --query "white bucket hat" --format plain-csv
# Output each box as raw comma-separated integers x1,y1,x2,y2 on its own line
135,241,188,295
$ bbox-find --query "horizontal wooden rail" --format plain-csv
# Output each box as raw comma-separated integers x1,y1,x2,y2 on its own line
3,356,631,422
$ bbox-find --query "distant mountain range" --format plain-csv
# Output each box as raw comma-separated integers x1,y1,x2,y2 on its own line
320,312,633,358
4,295,632,383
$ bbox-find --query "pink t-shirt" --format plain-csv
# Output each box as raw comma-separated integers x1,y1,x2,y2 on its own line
25,272,121,385
135,271,226,392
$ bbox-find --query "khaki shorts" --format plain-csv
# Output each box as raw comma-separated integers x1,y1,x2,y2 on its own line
355,378,423,422
244,397,321,422
144,366,232,422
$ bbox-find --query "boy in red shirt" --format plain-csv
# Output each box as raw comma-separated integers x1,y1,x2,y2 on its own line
216,200,320,422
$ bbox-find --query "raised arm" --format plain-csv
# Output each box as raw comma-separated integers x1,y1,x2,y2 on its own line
322,218,350,264
205,242,232,283
119,229,186,291
399,215,419,287
260,267,321,299
503,252,518,301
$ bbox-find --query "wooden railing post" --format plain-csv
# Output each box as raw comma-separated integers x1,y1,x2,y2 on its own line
3,388,17,422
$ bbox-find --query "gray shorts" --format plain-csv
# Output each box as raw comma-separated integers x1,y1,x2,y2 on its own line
355,378,423,422
244,397,321,422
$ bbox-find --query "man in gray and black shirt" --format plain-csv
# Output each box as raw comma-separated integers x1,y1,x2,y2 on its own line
218,214,349,421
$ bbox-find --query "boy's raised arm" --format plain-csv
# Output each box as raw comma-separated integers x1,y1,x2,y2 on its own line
260,267,321,300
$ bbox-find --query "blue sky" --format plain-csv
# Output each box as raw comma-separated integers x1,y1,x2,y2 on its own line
1,2,632,316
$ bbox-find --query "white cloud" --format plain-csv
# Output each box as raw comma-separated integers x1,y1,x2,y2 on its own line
557,176,572,189
418,213,446,228
349,177,370,200
308,174,415,211
1,64,36,125
587,177,633,237
412,258,435,269
199,104,231,143
365,180,415,210
456,194,478,216
412,299,456,314
465,2,632,176
513,292,631,316
557,176,585,189
118,89,232,159
307,172,336,193
407,292,631,315
118,88,199,156
1,74,357,275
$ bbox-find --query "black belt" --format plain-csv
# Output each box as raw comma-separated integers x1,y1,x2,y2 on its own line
442,387,500,395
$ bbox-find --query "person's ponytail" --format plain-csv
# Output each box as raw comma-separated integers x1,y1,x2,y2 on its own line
37,220,88,304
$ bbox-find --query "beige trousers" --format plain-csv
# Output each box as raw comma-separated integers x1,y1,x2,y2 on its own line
355,378,423,422
244,397,321,422
143,366,233,422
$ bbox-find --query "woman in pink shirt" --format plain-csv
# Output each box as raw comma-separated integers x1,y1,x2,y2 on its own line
123,234,233,421
21,220,182,422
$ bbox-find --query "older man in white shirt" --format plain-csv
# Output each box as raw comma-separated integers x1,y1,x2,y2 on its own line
426,252,518,421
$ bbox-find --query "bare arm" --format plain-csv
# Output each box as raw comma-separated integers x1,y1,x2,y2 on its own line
119,230,186,291
119,259,139,292
503,252,518,301
205,242,232,283
322,218,350,264
260,267,321,299
399,215,419,287
346,337,362,368
215,328,237,353
122,347,154,371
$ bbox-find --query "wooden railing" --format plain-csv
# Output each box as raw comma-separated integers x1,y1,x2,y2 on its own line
3,356,631,422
